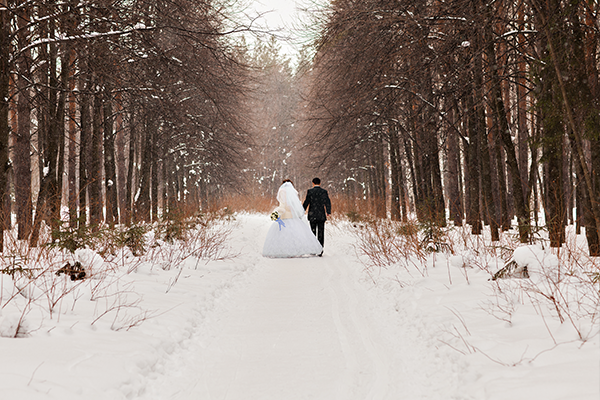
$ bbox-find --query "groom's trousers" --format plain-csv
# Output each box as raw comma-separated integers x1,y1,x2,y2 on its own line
310,220,325,247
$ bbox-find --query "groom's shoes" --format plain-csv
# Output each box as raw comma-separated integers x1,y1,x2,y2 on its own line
318,251,323,257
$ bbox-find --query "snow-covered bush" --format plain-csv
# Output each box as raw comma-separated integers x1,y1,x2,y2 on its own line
0,211,235,337
354,218,451,276
47,222,103,254
494,244,600,341
354,219,600,345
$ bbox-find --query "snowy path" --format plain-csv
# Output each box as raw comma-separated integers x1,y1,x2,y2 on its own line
141,215,400,399
3,214,597,399
183,258,390,399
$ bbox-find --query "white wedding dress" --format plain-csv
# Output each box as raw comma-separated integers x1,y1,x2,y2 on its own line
262,182,323,258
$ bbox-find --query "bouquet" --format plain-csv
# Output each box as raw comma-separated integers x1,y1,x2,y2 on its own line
270,211,286,230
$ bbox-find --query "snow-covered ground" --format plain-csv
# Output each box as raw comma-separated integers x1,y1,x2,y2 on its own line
0,213,598,399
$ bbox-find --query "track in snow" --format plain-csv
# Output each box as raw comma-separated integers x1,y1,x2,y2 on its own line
140,215,398,399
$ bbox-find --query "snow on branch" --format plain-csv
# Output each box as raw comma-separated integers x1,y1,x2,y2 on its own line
12,24,155,63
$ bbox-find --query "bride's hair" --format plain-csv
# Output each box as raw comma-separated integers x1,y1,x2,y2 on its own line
282,179,293,185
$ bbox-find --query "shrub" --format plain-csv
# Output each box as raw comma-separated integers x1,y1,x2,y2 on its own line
114,224,148,256
419,221,452,253
47,222,102,254
396,220,419,237
157,217,195,243
346,210,361,223
0,255,32,277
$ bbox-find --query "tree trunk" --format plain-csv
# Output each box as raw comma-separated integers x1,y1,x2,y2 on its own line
466,91,482,235
68,60,77,228
389,125,401,221
494,143,510,231
374,135,386,219
403,131,419,217
168,157,178,215
446,106,462,226
570,2,600,255
489,49,529,242
575,151,582,234
429,132,446,226
542,122,565,248
162,155,169,215
479,119,500,241
151,138,158,221
46,20,59,230
30,19,64,246
482,22,502,241
79,86,91,229
65,0,77,229
89,90,103,228
115,97,126,225
532,0,600,253
537,3,566,248
0,0,10,250
54,43,69,228
125,118,135,226
103,96,118,227
587,141,600,255
517,5,529,198
135,110,153,222
15,7,32,240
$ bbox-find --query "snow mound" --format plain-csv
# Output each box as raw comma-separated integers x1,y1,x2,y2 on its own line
0,313,30,338
74,248,104,277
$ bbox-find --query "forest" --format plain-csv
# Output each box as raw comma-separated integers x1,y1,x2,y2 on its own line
300,0,600,256
0,0,599,255
0,0,252,251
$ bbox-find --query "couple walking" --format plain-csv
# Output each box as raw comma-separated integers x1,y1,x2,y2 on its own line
262,178,332,258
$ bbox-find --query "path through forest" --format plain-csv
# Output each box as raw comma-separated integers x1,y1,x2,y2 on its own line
5,214,593,399
138,215,464,399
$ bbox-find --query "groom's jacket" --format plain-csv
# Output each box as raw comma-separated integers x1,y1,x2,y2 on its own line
303,186,332,222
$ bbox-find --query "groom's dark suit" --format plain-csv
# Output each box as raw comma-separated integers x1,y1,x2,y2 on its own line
303,186,331,249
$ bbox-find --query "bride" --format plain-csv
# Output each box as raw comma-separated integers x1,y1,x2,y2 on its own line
262,180,323,258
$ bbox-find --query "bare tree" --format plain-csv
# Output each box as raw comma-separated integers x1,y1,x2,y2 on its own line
300,0,599,253
3,0,253,249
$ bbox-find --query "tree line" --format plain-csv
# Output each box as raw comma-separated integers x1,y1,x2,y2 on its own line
0,0,250,250
301,0,600,255
239,36,320,200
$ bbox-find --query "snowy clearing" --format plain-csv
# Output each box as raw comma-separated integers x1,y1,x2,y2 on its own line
0,213,598,399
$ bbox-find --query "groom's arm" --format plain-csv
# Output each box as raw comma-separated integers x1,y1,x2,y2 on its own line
324,191,332,215
302,190,310,210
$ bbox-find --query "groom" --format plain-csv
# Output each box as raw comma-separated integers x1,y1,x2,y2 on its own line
303,178,331,256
